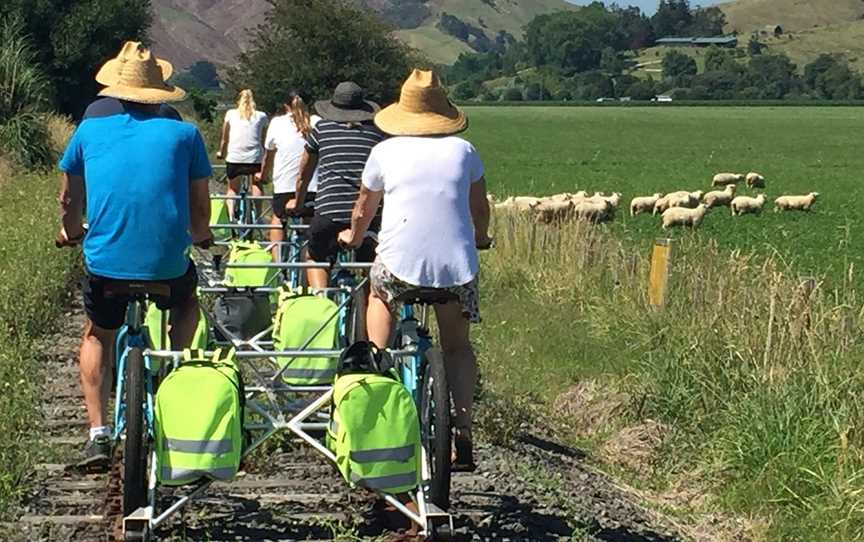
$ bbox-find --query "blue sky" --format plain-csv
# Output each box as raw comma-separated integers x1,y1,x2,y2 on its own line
566,0,723,15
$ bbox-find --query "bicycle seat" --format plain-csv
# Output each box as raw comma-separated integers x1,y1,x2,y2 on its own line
395,288,459,306
104,281,171,299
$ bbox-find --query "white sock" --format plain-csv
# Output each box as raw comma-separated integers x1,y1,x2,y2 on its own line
89,426,111,441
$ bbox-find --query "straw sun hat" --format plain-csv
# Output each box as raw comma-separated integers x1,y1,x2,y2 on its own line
95,41,186,104
375,69,467,136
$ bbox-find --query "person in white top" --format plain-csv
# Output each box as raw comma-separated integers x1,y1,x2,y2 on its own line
217,89,268,219
257,91,321,260
338,70,491,471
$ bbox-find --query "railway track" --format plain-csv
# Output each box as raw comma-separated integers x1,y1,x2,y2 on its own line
4,296,686,542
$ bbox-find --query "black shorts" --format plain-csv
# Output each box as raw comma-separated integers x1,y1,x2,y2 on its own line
307,214,376,263
273,192,316,220
226,162,261,180
83,262,198,330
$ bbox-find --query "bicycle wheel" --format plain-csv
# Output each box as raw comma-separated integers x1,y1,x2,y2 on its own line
419,347,451,510
123,347,148,521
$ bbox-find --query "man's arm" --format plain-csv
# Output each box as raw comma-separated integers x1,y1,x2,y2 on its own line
470,176,492,247
189,178,212,244
59,172,85,241
338,185,384,248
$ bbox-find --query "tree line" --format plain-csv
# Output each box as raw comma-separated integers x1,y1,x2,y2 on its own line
445,1,864,102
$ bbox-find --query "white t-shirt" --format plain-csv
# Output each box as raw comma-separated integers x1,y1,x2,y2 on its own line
362,136,485,288
264,114,320,194
224,108,268,164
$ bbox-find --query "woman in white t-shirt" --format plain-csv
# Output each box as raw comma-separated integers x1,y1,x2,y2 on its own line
257,91,320,260
338,70,492,471
217,89,268,219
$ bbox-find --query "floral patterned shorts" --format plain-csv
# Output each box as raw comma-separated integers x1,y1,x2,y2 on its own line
370,260,481,324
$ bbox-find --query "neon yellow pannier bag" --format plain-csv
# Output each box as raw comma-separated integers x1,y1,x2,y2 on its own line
225,241,279,288
272,288,340,385
210,198,231,241
144,303,210,351
327,343,421,495
155,348,244,486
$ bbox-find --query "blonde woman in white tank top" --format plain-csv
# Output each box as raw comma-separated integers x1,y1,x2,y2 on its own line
217,89,268,219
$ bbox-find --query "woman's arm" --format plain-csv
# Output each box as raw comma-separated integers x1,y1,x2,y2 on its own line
257,148,275,183
338,185,384,248
470,176,492,247
216,121,230,159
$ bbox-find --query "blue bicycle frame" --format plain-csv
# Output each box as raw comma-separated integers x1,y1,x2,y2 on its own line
112,303,158,441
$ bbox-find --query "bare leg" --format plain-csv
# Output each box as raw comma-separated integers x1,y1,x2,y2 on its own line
270,215,284,262
366,290,394,349
80,320,116,429
434,302,476,432
226,177,241,221
251,180,264,219
168,295,200,349
306,254,329,289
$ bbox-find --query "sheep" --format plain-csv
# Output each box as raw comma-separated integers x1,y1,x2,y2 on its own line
703,185,737,208
534,200,575,224
775,192,820,212
630,193,663,216
712,173,745,187
653,195,671,215
661,204,708,229
665,190,701,209
548,192,576,203
690,190,705,202
495,196,542,212
588,192,622,210
746,172,766,189
730,194,767,216
574,199,613,223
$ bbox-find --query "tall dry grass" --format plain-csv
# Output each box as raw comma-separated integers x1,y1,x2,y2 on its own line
478,211,864,541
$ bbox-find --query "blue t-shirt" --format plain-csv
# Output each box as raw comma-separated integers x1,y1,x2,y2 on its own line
59,111,212,280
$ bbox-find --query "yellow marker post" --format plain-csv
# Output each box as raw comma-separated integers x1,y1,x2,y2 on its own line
648,239,673,309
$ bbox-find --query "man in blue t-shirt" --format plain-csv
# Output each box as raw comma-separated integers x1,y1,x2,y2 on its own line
57,42,212,470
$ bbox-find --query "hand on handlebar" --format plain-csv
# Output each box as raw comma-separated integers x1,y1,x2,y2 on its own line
55,226,86,248
337,229,362,249
215,151,224,160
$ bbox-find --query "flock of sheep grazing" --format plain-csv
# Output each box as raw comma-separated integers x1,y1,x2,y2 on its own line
492,171,821,230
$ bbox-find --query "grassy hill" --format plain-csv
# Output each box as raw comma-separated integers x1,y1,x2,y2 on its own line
719,0,864,71
150,0,573,69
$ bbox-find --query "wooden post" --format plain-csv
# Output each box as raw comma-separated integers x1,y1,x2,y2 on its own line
648,239,673,309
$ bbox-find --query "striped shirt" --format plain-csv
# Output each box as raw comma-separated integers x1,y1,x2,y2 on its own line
306,120,387,224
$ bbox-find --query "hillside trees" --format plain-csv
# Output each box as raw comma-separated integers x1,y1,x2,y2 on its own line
230,0,416,114
0,0,151,118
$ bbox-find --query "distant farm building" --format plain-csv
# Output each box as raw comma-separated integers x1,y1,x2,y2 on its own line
760,25,784,37
656,36,738,48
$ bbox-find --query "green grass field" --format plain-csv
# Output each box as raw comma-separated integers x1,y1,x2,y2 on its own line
465,106,864,286
464,106,864,541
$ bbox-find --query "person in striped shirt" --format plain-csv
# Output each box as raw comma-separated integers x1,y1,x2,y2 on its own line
287,82,386,288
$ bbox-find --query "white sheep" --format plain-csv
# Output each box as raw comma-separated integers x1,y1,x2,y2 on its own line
548,192,576,203
662,204,708,229
574,200,612,223
712,173,745,187
589,192,622,210
731,194,767,216
746,172,766,189
630,193,663,216
495,196,542,212
666,190,700,209
653,195,671,215
775,192,819,212
703,185,737,208
534,200,575,224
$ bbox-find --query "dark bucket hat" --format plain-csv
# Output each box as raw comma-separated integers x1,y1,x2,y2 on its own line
314,81,380,122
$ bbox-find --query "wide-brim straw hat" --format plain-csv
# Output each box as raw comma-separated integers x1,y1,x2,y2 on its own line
375,69,467,136
315,81,380,122
96,41,186,104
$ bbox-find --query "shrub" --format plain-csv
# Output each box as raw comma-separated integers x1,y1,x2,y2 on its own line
501,87,524,101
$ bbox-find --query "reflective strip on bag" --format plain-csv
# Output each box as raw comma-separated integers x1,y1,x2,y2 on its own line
329,420,339,435
161,466,236,481
166,438,234,454
349,445,415,464
283,368,336,380
350,471,417,490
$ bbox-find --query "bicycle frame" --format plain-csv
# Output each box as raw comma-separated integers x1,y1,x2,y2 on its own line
120,258,453,539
